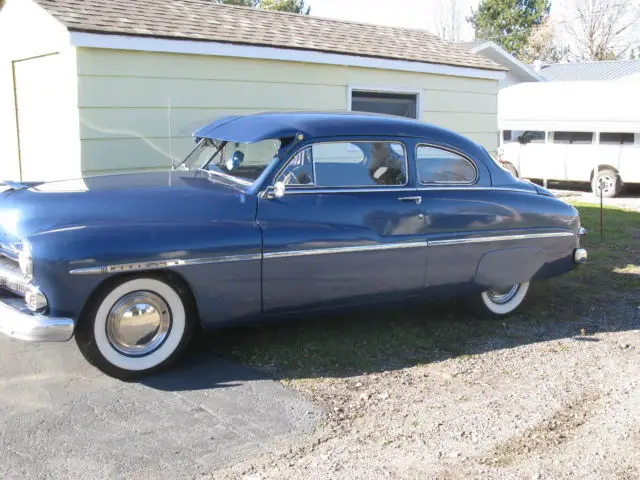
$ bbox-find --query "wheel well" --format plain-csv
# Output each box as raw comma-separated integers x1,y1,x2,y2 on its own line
78,270,200,328
590,165,619,181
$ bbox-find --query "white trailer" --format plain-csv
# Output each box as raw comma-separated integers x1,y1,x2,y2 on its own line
497,81,640,197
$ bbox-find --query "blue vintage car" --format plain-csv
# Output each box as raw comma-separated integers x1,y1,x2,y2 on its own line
0,112,587,379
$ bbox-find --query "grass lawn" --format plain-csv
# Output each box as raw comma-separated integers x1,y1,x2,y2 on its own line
210,203,640,381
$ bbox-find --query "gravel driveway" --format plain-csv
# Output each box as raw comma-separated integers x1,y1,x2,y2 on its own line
550,186,640,213
218,303,640,480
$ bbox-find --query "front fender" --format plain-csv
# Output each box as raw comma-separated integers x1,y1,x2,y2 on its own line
27,222,262,322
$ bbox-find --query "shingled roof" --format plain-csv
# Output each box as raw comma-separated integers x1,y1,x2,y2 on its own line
34,0,504,72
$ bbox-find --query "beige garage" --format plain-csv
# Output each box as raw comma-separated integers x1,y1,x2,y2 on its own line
0,0,505,182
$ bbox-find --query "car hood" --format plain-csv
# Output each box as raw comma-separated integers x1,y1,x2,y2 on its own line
0,170,256,242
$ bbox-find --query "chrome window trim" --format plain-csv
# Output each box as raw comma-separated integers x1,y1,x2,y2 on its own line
415,143,479,186
262,186,538,196
273,140,410,190
69,253,261,276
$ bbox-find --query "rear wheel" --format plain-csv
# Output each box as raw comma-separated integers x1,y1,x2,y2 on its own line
592,169,621,198
75,276,194,380
466,282,530,318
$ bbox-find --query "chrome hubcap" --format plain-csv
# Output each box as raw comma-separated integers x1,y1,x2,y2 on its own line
106,291,171,357
486,284,520,304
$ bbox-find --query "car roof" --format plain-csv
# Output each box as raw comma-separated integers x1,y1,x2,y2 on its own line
194,111,473,147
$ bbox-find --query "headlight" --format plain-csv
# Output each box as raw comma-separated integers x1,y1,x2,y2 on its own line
18,240,33,280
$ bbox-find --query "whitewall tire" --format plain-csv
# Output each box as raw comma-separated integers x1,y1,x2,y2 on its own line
76,276,194,380
467,282,530,318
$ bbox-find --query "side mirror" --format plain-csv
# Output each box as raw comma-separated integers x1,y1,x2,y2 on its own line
274,181,286,199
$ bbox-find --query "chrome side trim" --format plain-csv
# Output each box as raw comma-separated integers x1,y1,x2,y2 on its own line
264,241,429,259
69,253,261,276
68,231,574,275
429,231,574,247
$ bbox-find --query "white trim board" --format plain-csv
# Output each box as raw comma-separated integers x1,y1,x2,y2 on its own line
69,32,505,81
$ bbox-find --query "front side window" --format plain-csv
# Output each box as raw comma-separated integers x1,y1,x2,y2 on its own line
180,138,281,183
417,145,477,184
276,141,408,187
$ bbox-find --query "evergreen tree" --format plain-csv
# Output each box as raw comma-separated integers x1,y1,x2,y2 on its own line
468,0,550,59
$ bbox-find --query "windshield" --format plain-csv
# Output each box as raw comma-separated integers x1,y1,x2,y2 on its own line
178,138,282,184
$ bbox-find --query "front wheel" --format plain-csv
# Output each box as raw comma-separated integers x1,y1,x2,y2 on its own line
75,276,194,380
466,282,530,318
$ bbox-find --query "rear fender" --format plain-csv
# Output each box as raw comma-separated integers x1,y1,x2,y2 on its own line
474,247,546,288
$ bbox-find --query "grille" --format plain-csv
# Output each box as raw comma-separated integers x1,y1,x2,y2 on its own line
0,256,27,296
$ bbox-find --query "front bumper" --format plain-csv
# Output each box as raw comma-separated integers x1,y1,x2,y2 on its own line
0,295,74,342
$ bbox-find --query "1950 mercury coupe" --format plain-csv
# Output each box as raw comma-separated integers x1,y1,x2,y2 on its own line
0,112,587,379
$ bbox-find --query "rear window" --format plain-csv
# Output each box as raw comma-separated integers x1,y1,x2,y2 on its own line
600,133,635,145
553,132,594,144
417,145,477,184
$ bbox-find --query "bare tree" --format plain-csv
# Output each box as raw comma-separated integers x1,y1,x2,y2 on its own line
521,16,570,63
569,0,640,60
434,0,464,42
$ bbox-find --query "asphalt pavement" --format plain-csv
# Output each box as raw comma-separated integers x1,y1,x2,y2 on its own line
0,336,323,479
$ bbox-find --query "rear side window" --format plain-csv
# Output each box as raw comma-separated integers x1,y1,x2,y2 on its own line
276,141,408,187
553,132,594,144
417,145,477,184
600,133,635,145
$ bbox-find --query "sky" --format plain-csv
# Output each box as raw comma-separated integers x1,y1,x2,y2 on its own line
309,0,480,41
308,0,640,47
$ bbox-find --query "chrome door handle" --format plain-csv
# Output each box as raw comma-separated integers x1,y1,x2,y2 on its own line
398,196,422,205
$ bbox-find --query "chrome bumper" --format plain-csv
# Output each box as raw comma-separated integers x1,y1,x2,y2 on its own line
0,295,74,342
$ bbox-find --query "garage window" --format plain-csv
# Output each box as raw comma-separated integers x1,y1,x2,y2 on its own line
350,90,418,119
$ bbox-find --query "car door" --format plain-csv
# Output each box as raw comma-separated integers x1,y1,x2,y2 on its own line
257,139,427,313
415,144,505,290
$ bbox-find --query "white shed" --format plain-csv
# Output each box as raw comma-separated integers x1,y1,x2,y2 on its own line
0,0,505,182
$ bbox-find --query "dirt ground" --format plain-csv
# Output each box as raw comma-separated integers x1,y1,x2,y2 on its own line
208,202,640,480
215,304,640,480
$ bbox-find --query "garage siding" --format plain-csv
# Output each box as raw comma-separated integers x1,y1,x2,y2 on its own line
76,48,498,175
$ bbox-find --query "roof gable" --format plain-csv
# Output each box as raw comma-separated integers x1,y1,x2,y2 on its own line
33,0,503,72
467,41,544,82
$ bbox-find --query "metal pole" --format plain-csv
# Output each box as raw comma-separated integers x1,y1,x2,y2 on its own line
600,179,604,241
